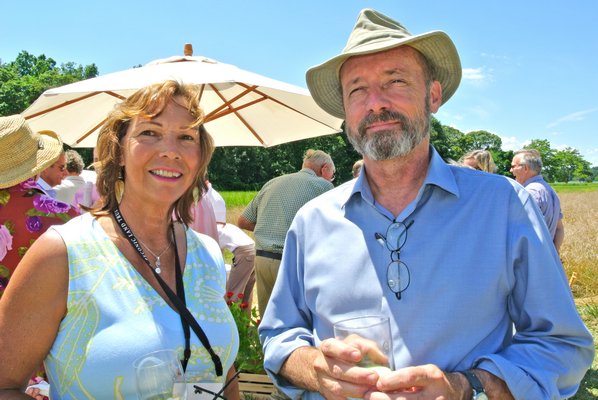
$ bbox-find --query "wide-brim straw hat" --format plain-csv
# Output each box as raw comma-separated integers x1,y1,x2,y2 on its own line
0,114,63,189
306,8,462,119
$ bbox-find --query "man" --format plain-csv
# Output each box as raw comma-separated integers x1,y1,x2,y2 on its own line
205,181,257,308
511,149,565,252
238,149,335,315
259,9,593,400
37,149,67,198
54,149,87,209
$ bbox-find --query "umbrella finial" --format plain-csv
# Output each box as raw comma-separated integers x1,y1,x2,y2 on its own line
184,43,193,56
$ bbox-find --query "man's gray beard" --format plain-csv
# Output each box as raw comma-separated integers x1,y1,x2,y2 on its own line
346,107,430,161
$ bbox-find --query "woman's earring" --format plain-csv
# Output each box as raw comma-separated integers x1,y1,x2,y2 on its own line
192,187,200,205
115,170,125,204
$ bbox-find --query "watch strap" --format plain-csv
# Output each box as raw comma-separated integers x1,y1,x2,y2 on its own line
461,369,486,399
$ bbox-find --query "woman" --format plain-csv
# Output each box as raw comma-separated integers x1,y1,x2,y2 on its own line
460,149,497,173
0,81,239,399
0,116,76,299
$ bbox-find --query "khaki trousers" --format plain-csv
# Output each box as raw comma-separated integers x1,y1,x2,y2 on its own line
255,255,282,317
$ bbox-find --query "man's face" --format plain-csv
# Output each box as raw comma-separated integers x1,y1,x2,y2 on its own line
340,46,441,161
40,153,67,186
510,154,528,184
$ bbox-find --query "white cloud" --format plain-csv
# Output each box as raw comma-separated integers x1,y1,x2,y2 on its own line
462,67,485,81
546,108,598,128
461,67,493,86
500,136,529,151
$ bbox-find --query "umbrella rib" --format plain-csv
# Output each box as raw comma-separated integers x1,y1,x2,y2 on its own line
205,84,265,145
237,83,339,128
24,91,126,119
204,84,260,119
76,117,109,146
204,82,339,130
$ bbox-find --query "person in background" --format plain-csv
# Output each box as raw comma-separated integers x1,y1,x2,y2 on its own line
0,81,239,399
53,149,86,210
259,9,593,400
238,149,335,315
511,148,565,252
76,148,101,209
352,159,364,178
36,148,67,198
0,115,76,399
460,149,497,173
189,189,220,242
205,181,256,310
0,115,75,298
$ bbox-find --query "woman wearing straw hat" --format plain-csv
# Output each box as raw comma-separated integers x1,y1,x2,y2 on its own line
0,81,240,399
0,115,76,298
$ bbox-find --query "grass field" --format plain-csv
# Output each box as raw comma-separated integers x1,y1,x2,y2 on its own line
222,183,598,398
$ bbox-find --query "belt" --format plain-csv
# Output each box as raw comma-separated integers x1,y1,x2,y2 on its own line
256,250,282,260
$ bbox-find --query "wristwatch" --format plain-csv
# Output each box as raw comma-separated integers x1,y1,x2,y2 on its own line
461,369,488,400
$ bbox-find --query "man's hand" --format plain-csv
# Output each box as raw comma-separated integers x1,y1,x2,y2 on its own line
366,364,467,400
312,337,390,399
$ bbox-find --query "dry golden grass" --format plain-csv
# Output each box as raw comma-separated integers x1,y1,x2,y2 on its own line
560,191,598,300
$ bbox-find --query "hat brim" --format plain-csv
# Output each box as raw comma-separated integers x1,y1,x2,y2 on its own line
0,130,63,189
306,31,462,119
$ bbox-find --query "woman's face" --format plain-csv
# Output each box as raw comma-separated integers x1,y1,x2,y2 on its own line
120,98,201,206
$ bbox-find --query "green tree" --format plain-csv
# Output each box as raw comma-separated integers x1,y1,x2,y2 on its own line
552,148,592,183
429,116,452,161
441,125,466,161
525,139,557,181
460,130,503,152
0,51,98,116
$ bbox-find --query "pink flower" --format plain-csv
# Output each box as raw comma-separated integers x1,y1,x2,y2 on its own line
19,178,39,190
0,225,13,262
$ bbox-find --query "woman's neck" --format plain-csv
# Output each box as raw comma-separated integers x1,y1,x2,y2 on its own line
116,200,173,249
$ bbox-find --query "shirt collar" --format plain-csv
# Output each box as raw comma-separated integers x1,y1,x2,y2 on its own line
344,146,460,209
300,167,317,177
523,174,543,186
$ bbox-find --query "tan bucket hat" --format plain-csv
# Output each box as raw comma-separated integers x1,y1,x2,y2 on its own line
306,8,462,119
0,114,63,189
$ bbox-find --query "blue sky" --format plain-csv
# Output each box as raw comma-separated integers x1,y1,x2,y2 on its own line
3,0,597,166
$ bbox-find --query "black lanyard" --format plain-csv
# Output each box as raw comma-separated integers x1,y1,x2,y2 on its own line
112,207,223,376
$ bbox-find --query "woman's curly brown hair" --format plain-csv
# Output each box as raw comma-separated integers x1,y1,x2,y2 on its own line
91,80,214,225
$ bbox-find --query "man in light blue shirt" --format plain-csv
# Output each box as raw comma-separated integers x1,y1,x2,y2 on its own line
259,9,593,400
511,149,565,253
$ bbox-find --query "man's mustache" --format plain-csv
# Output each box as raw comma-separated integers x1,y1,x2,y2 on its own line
358,110,408,135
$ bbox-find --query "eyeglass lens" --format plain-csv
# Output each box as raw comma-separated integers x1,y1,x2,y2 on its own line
387,260,410,298
386,222,408,251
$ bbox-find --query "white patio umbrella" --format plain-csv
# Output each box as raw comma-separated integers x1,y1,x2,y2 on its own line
22,45,342,148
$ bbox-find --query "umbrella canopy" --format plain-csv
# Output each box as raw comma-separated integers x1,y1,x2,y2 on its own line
22,47,342,148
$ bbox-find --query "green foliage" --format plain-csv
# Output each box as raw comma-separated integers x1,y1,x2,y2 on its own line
0,51,98,116
526,140,593,182
226,293,264,374
209,132,360,190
